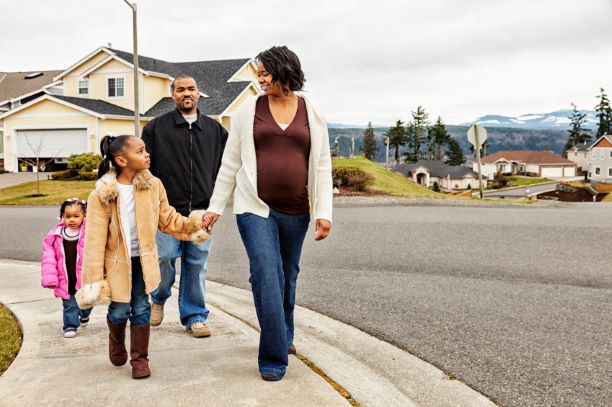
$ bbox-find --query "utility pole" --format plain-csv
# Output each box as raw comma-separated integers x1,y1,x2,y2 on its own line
385,136,390,168
123,0,140,137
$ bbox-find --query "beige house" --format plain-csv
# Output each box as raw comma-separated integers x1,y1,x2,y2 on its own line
0,46,259,172
0,70,63,168
566,140,595,174
586,135,612,181
393,160,487,190
478,150,577,179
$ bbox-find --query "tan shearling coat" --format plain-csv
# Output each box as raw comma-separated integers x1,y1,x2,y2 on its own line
78,169,208,306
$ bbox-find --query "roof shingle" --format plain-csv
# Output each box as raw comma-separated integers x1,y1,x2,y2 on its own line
482,150,576,165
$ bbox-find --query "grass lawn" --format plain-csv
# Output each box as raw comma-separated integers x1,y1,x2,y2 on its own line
603,193,612,202
333,157,451,198
0,304,22,375
0,180,95,205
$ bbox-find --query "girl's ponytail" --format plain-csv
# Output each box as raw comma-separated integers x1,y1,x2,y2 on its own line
97,135,133,179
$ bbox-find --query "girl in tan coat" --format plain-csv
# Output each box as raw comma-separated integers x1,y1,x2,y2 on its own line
76,135,208,379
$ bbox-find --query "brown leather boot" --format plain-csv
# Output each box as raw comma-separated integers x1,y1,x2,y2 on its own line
130,323,151,379
107,319,128,366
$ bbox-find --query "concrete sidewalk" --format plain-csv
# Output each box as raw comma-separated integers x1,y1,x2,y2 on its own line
0,260,496,407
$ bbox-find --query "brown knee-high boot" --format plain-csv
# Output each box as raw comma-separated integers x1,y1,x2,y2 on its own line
130,323,151,379
107,319,128,366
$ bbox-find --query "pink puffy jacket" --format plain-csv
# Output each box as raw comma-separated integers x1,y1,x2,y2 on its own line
40,220,86,300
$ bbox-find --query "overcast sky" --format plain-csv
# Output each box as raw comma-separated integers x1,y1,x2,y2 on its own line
2,0,611,125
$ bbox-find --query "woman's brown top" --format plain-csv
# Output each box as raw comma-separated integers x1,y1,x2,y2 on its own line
254,96,311,215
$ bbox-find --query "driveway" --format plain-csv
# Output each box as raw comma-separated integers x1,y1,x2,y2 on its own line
0,172,44,188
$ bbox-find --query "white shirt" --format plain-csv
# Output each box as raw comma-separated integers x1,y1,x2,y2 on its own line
182,113,198,124
117,183,140,257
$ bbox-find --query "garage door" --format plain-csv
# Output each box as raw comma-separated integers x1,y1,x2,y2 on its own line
540,166,563,177
16,129,88,158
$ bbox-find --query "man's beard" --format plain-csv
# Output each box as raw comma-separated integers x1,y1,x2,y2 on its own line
178,99,196,113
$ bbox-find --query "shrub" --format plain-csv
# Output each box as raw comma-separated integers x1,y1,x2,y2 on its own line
51,169,78,180
332,167,373,192
432,181,440,192
68,153,102,172
79,171,98,181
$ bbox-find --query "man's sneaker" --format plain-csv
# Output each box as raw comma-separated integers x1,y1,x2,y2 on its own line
288,344,297,355
64,328,77,338
150,303,164,326
79,317,90,328
187,321,211,338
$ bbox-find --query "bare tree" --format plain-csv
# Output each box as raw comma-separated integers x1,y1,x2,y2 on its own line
20,136,62,196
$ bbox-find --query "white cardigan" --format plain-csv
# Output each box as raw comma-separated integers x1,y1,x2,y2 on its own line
207,94,333,222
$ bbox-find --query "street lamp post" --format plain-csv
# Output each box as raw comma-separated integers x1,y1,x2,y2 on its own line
123,0,140,137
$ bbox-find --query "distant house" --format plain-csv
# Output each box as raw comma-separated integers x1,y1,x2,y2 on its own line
393,160,486,190
0,70,63,168
0,46,259,172
586,135,612,181
566,140,596,174
478,150,577,179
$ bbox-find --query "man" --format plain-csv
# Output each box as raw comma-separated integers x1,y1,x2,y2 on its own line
142,75,228,337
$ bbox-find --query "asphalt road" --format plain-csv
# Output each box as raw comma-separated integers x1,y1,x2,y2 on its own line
1,203,610,407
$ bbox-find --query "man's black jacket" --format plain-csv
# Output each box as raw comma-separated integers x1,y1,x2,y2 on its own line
142,109,228,216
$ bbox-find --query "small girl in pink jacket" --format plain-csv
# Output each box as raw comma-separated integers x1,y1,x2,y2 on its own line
41,198,92,338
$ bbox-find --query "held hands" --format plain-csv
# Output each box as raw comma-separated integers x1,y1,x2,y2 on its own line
202,212,220,232
315,219,331,241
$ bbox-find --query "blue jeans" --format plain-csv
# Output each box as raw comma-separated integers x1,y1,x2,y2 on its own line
107,257,151,325
62,295,92,331
150,231,212,327
236,209,309,377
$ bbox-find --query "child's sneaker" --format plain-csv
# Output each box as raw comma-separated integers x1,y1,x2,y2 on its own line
79,317,90,328
64,328,77,338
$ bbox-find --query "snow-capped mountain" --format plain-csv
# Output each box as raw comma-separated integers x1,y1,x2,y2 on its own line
463,110,598,130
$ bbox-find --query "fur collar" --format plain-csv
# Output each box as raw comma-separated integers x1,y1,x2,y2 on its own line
95,169,154,206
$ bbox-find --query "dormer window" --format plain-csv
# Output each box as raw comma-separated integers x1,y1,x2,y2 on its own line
78,80,89,96
108,77,125,97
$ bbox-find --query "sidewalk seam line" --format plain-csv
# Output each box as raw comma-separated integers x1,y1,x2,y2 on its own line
208,299,361,407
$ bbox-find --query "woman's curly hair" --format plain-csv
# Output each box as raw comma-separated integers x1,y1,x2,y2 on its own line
256,46,305,96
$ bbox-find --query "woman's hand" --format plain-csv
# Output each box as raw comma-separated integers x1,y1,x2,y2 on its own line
315,219,331,241
203,212,220,231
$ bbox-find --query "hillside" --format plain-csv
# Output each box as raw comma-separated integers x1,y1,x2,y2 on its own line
328,125,571,162
332,157,449,198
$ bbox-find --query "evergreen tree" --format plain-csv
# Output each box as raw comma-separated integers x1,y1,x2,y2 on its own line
564,103,592,151
404,122,418,162
360,122,379,160
383,120,406,166
445,137,466,166
429,116,451,161
408,106,430,160
595,88,612,137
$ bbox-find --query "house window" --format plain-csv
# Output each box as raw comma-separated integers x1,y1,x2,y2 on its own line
594,167,601,175
78,80,88,95
108,77,124,97
600,150,604,159
592,150,596,159
609,150,612,158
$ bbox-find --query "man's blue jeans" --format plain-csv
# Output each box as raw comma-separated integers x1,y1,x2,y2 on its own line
62,295,92,331
150,231,212,328
107,257,151,325
236,209,310,377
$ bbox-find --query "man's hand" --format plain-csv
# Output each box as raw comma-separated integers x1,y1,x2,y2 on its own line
203,212,220,231
315,219,331,241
